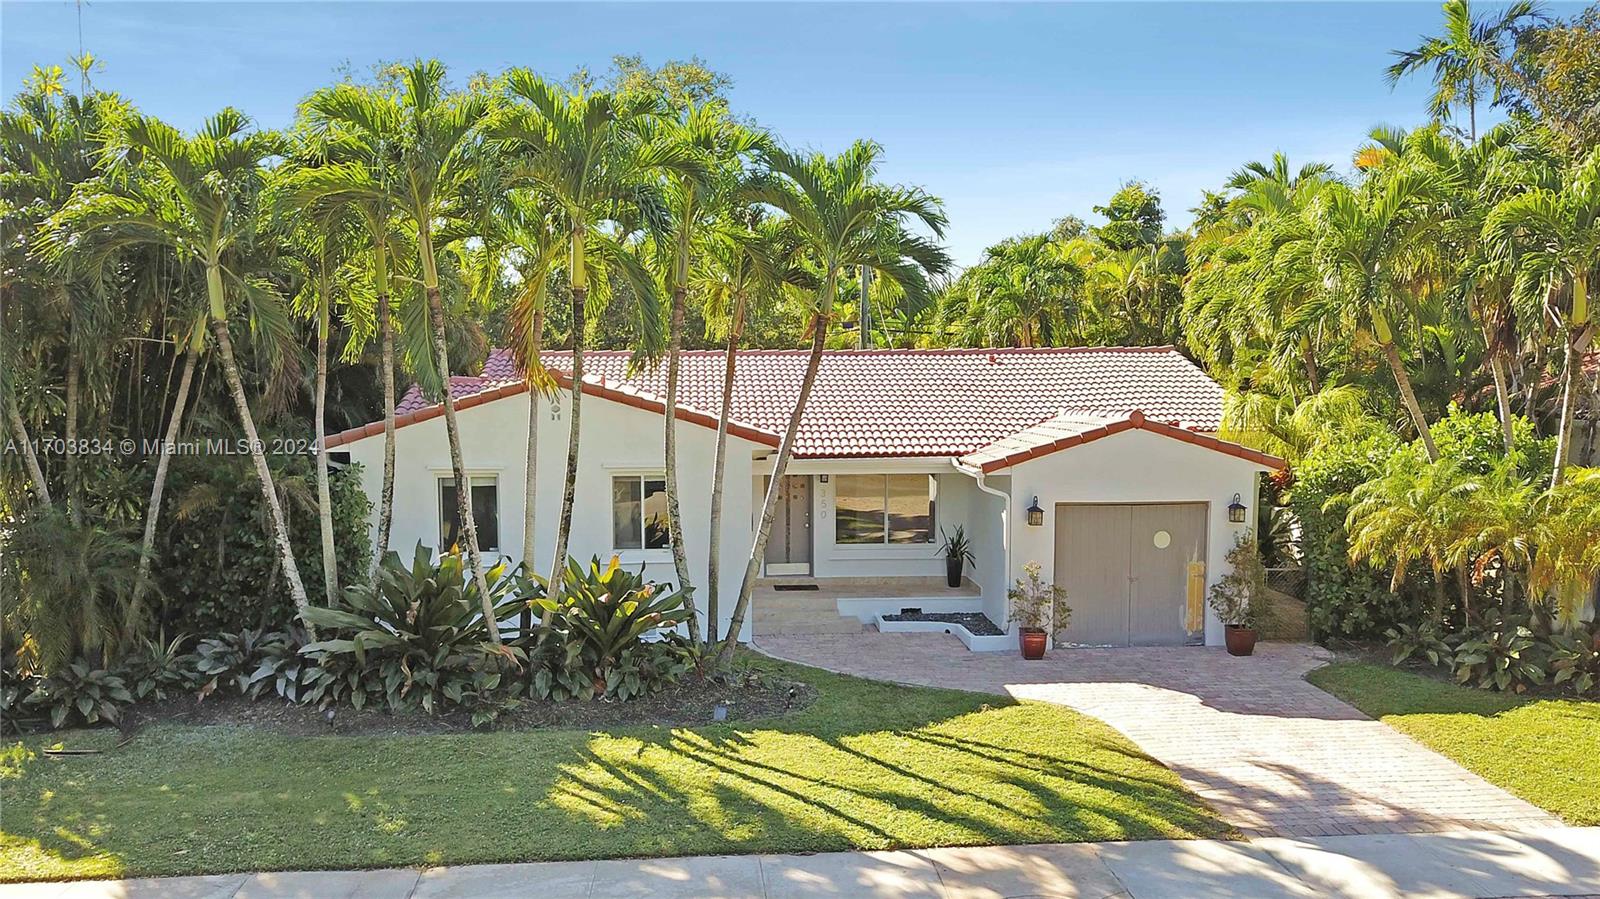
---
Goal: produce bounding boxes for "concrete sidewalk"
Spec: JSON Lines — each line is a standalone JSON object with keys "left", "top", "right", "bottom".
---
{"left": 5, "top": 827, "right": 1599, "bottom": 899}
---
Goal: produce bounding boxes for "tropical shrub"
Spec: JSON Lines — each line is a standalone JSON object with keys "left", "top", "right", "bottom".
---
{"left": 154, "top": 454, "right": 371, "bottom": 635}
{"left": 0, "top": 509, "right": 142, "bottom": 673}
{"left": 301, "top": 544, "right": 524, "bottom": 714}
{"left": 24, "top": 660, "right": 134, "bottom": 729}
{"left": 194, "top": 627, "right": 305, "bottom": 701}
{"left": 530, "top": 557, "right": 697, "bottom": 700}
{"left": 1288, "top": 422, "right": 1418, "bottom": 640}
{"left": 1385, "top": 621, "right": 1455, "bottom": 668}
{"left": 1007, "top": 560, "right": 1071, "bottom": 633}
{"left": 119, "top": 632, "right": 200, "bottom": 701}
{"left": 1546, "top": 630, "right": 1600, "bottom": 696}
{"left": 1451, "top": 617, "right": 1547, "bottom": 692}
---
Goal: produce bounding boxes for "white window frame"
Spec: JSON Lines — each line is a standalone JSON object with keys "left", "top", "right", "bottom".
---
{"left": 437, "top": 472, "right": 502, "bottom": 553}
{"left": 832, "top": 473, "right": 937, "bottom": 546}
{"left": 611, "top": 472, "right": 672, "bottom": 558}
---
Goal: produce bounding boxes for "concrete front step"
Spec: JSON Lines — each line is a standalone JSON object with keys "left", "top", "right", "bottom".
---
{"left": 754, "top": 617, "right": 866, "bottom": 636}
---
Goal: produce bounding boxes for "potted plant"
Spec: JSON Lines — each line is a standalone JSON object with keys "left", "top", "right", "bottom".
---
{"left": 1209, "top": 530, "right": 1271, "bottom": 656}
{"left": 1007, "top": 561, "right": 1071, "bottom": 660}
{"left": 938, "top": 526, "right": 976, "bottom": 588}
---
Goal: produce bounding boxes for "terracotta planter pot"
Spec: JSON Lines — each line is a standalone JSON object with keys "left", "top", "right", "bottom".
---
{"left": 1224, "top": 625, "right": 1258, "bottom": 657}
{"left": 1019, "top": 628, "right": 1047, "bottom": 660}
{"left": 945, "top": 557, "right": 964, "bottom": 588}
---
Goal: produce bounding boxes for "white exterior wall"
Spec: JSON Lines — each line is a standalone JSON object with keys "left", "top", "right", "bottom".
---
{"left": 1001, "top": 428, "right": 1268, "bottom": 647}
{"left": 341, "top": 389, "right": 768, "bottom": 642}
{"left": 761, "top": 459, "right": 1001, "bottom": 582}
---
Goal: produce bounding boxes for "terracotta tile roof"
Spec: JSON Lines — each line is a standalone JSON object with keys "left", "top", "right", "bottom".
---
{"left": 323, "top": 368, "right": 781, "bottom": 450}
{"left": 958, "top": 409, "right": 1285, "bottom": 473}
{"left": 362, "top": 345, "right": 1226, "bottom": 459}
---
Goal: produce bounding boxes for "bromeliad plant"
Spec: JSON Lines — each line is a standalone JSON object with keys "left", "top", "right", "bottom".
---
{"left": 301, "top": 543, "right": 524, "bottom": 713}
{"left": 530, "top": 556, "right": 696, "bottom": 700}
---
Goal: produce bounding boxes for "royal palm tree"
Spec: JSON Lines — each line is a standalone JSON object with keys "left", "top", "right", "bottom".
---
{"left": 297, "top": 80, "right": 408, "bottom": 578}
{"left": 718, "top": 141, "right": 950, "bottom": 664}
{"left": 1485, "top": 146, "right": 1600, "bottom": 484}
{"left": 46, "top": 109, "right": 317, "bottom": 632}
{"left": 368, "top": 60, "right": 500, "bottom": 639}
{"left": 1386, "top": 0, "right": 1543, "bottom": 142}
{"left": 1303, "top": 170, "right": 1445, "bottom": 460}
{"left": 490, "top": 69, "right": 670, "bottom": 603}
{"left": 651, "top": 104, "right": 757, "bottom": 637}
{"left": 694, "top": 214, "right": 797, "bottom": 645}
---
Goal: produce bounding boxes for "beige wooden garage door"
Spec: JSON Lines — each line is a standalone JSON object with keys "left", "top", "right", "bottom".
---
{"left": 1054, "top": 503, "right": 1207, "bottom": 646}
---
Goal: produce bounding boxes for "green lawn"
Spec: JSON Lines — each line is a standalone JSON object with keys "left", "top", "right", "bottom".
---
{"left": 1, "top": 658, "right": 1227, "bottom": 882}
{"left": 1309, "top": 661, "right": 1600, "bottom": 826}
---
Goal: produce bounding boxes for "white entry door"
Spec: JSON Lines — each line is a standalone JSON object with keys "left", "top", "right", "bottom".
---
{"left": 764, "top": 475, "right": 812, "bottom": 576}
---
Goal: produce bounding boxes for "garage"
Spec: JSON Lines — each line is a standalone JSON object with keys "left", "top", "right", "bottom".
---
{"left": 1054, "top": 502, "right": 1207, "bottom": 646}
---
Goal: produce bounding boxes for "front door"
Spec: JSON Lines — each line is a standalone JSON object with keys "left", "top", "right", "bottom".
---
{"left": 1054, "top": 502, "right": 1207, "bottom": 646}
{"left": 764, "top": 475, "right": 812, "bottom": 576}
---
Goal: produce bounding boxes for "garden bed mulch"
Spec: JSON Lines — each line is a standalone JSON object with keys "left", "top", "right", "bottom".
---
{"left": 881, "top": 611, "right": 1005, "bottom": 636}
{"left": 117, "top": 672, "right": 818, "bottom": 738}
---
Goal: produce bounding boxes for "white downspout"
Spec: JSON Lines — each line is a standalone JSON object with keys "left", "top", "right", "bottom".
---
{"left": 952, "top": 458, "right": 1012, "bottom": 634}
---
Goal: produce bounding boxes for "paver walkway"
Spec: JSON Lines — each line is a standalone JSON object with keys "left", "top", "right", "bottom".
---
{"left": 6, "top": 828, "right": 1599, "bottom": 898}
{"left": 755, "top": 634, "right": 1560, "bottom": 838}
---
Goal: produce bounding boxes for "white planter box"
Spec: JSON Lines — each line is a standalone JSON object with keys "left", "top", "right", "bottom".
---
{"left": 873, "top": 615, "right": 1015, "bottom": 652}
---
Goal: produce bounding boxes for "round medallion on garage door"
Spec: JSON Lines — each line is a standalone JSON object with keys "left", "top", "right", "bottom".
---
{"left": 1152, "top": 529, "right": 1172, "bottom": 549}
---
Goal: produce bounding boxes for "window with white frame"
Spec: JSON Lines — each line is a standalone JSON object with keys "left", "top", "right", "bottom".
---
{"left": 612, "top": 475, "right": 669, "bottom": 550}
{"left": 834, "top": 474, "right": 936, "bottom": 545}
{"left": 438, "top": 475, "right": 500, "bottom": 552}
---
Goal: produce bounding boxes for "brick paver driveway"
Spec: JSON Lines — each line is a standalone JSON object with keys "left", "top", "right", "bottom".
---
{"left": 756, "top": 633, "right": 1560, "bottom": 839}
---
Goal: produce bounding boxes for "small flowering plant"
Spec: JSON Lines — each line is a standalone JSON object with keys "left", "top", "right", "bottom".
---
{"left": 1008, "top": 561, "right": 1071, "bottom": 633}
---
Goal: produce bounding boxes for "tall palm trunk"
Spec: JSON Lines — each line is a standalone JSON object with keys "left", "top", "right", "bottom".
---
{"left": 1300, "top": 335, "right": 1321, "bottom": 394}
{"left": 548, "top": 230, "right": 587, "bottom": 604}
{"left": 520, "top": 302, "right": 544, "bottom": 637}
{"left": 206, "top": 265, "right": 315, "bottom": 637}
{"left": 706, "top": 294, "right": 745, "bottom": 647}
{"left": 4, "top": 389, "right": 52, "bottom": 508}
{"left": 371, "top": 242, "right": 396, "bottom": 579}
{"left": 314, "top": 295, "right": 338, "bottom": 603}
{"left": 1489, "top": 346, "right": 1517, "bottom": 454}
{"left": 63, "top": 299, "right": 81, "bottom": 525}
{"left": 1552, "top": 275, "right": 1591, "bottom": 486}
{"left": 663, "top": 280, "right": 699, "bottom": 641}
{"left": 420, "top": 231, "right": 500, "bottom": 644}
{"left": 132, "top": 337, "right": 198, "bottom": 609}
{"left": 1372, "top": 310, "right": 1440, "bottom": 461}
{"left": 717, "top": 296, "right": 831, "bottom": 666}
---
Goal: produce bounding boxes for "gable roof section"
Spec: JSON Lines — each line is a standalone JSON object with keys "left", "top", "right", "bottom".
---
{"left": 370, "top": 346, "right": 1225, "bottom": 459}
{"left": 958, "top": 409, "right": 1285, "bottom": 472}
{"left": 321, "top": 368, "right": 781, "bottom": 450}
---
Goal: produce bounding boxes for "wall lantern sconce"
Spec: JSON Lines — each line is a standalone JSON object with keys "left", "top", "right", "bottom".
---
{"left": 1228, "top": 493, "right": 1248, "bottom": 524}
{"left": 1026, "top": 496, "right": 1044, "bottom": 527}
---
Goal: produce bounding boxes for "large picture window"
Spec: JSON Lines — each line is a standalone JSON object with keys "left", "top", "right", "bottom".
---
{"left": 835, "top": 474, "right": 935, "bottom": 545}
{"left": 439, "top": 475, "right": 500, "bottom": 552}
{"left": 613, "top": 475, "right": 669, "bottom": 550}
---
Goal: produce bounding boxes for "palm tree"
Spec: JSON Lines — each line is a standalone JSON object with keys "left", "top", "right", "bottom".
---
{"left": 47, "top": 109, "right": 317, "bottom": 632}
{"left": 490, "top": 69, "right": 670, "bottom": 603}
{"left": 1485, "top": 146, "right": 1600, "bottom": 484}
{"left": 297, "top": 80, "right": 407, "bottom": 578}
{"left": 966, "top": 235, "right": 1082, "bottom": 347}
{"left": 1347, "top": 450, "right": 1476, "bottom": 622}
{"left": 1303, "top": 170, "right": 1445, "bottom": 460}
{"left": 273, "top": 193, "right": 360, "bottom": 603}
{"left": 651, "top": 104, "right": 757, "bottom": 639}
{"left": 694, "top": 214, "right": 796, "bottom": 645}
{"left": 717, "top": 141, "right": 950, "bottom": 664}
{"left": 372, "top": 60, "right": 499, "bottom": 639}
{"left": 1386, "top": 0, "right": 1543, "bottom": 142}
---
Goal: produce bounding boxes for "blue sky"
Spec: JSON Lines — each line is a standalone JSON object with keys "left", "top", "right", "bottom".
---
{"left": 2, "top": 1, "right": 1576, "bottom": 265}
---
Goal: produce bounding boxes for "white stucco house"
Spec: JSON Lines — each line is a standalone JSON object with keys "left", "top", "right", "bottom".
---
{"left": 322, "top": 346, "right": 1284, "bottom": 650}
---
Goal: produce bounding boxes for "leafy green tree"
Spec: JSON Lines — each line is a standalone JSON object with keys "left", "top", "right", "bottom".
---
{"left": 1485, "top": 146, "right": 1600, "bottom": 484}
{"left": 1386, "top": 0, "right": 1543, "bottom": 141}
{"left": 45, "top": 108, "right": 317, "bottom": 632}
{"left": 491, "top": 69, "right": 670, "bottom": 602}
{"left": 719, "top": 141, "right": 949, "bottom": 664}
{"left": 1092, "top": 181, "right": 1165, "bottom": 251}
